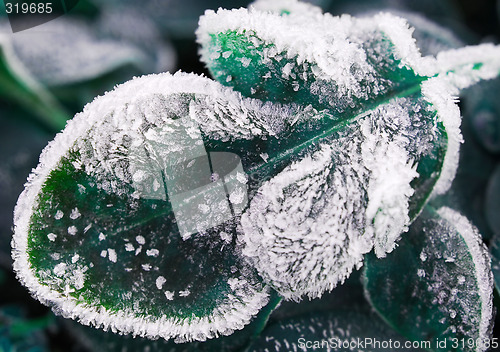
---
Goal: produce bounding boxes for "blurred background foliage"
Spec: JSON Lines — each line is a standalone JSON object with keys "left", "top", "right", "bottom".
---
{"left": 0, "top": 0, "right": 499, "bottom": 351}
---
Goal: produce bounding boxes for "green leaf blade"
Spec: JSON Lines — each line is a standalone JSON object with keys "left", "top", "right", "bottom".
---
{"left": 13, "top": 72, "right": 273, "bottom": 343}
{"left": 363, "top": 206, "right": 494, "bottom": 352}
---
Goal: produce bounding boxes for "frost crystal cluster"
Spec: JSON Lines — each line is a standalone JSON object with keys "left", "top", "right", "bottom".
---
{"left": 10, "top": 0, "right": 500, "bottom": 345}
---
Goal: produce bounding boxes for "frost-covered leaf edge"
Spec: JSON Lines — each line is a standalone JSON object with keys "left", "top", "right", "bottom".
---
{"left": 11, "top": 71, "right": 272, "bottom": 343}
{"left": 431, "top": 207, "right": 494, "bottom": 349}
{"left": 363, "top": 206, "right": 494, "bottom": 351}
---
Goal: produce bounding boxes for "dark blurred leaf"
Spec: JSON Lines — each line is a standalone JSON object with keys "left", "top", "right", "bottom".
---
{"left": 485, "top": 164, "right": 500, "bottom": 237}
{"left": 490, "top": 234, "right": 500, "bottom": 295}
{"left": 247, "top": 307, "right": 425, "bottom": 352}
{"left": 463, "top": 79, "right": 500, "bottom": 154}
{"left": 0, "top": 35, "right": 69, "bottom": 132}
{"left": 0, "top": 304, "right": 53, "bottom": 352}
{"left": 3, "top": 16, "right": 170, "bottom": 114}
{"left": 0, "top": 110, "right": 52, "bottom": 267}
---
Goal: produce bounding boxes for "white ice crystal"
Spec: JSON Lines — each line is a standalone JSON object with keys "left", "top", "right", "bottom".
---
{"left": 156, "top": 276, "right": 166, "bottom": 290}
{"left": 107, "top": 249, "right": 117, "bottom": 263}
{"left": 69, "top": 208, "right": 81, "bottom": 220}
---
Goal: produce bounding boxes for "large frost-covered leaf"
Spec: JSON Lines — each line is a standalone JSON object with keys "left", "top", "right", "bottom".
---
{"left": 196, "top": 2, "right": 500, "bottom": 300}
{"left": 196, "top": 3, "right": 468, "bottom": 300}
{"left": 363, "top": 206, "right": 494, "bottom": 352}
{"left": 13, "top": 72, "right": 278, "bottom": 342}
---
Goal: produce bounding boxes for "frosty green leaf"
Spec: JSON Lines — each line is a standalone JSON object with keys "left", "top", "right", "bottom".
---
{"left": 12, "top": 72, "right": 275, "bottom": 342}
{"left": 363, "top": 206, "right": 494, "bottom": 352}
{"left": 12, "top": 1, "right": 500, "bottom": 341}
{"left": 197, "top": 6, "right": 471, "bottom": 300}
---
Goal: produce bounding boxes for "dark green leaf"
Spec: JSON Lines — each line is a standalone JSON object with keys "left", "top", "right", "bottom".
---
{"left": 247, "top": 308, "right": 425, "bottom": 352}
{"left": 363, "top": 206, "right": 494, "bottom": 352}
{"left": 463, "top": 79, "right": 500, "bottom": 154}
{"left": 13, "top": 73, "right": 275, "bottom": 342}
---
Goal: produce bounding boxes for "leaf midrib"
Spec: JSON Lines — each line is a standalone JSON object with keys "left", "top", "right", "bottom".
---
{"left": 245, "top": 82, "right": 426, "bottom": 176}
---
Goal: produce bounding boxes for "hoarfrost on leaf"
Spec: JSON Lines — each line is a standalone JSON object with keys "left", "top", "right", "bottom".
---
{"left": 12, "top": 72, "right": 272, "bottom": 342}
{"left": 364, "top": 206, "right": 494, "bottom": 351}
{"left": 11, "top": 0, "right": 500, "bottom": 342}
{"left": 240, "top": 95, "right": 434, "bottom": 299}
{"left": 196, "top": 1, "right": 500, "bottom": 300}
